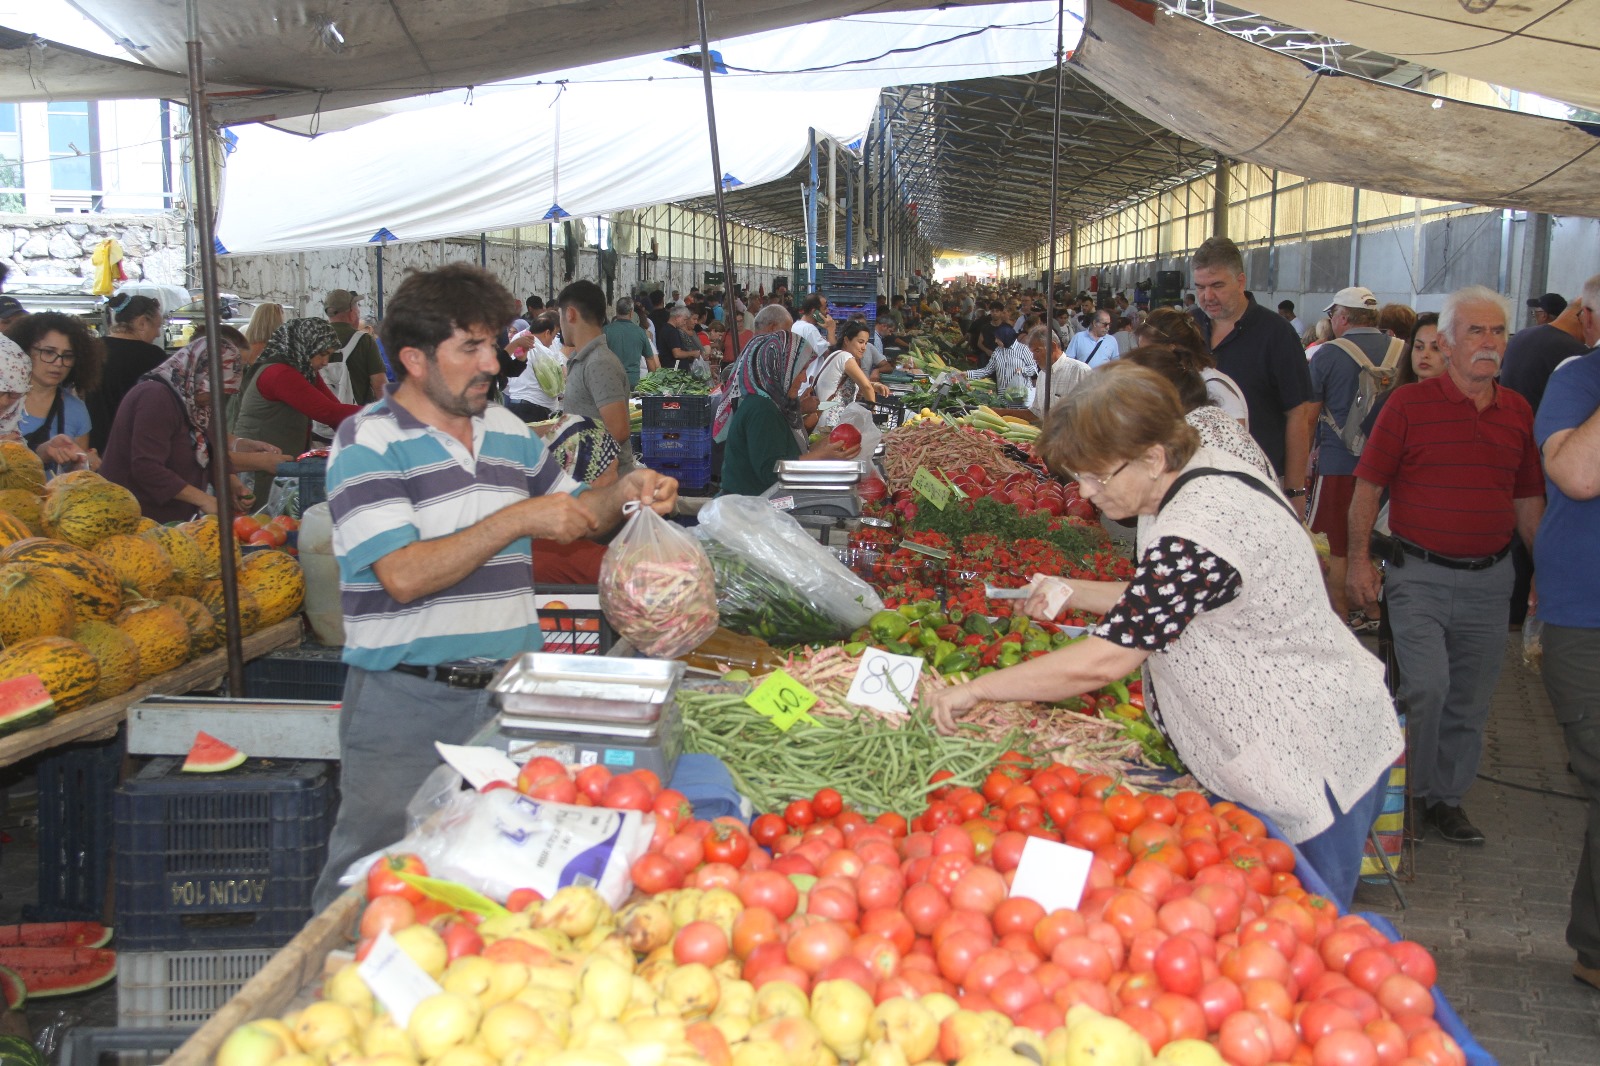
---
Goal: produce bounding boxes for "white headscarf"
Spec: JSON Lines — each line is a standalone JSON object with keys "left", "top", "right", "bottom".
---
{"left": 0, "top": 335, "right": 30, "bottom": 437}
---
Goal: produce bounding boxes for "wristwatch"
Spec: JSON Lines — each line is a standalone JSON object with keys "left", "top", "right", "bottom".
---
{"left": 1285, "top": 487, "right": 1307, "bottom": 498}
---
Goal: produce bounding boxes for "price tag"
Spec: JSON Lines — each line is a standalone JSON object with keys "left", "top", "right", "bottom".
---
{"left": 357, "top": 931, "right": 444, "bottom": 1027}
{"left": 1008, "top": 837, "right": 1094, "bottom": 913}
{"left": 435, "top": 743, "right": 521, "bottom": 792}
{"left": 745, "top": 670, "right": 819, "bottom": 731}
{"left": 911, "top": 467, "right": 950, "bottom": 510}
{"left": 899, "top": 539, "right": 950, "bottom": 560}
{"left": 770, "top": 496, "right": 796, "bottom": 511}
{"left": 845, "top": 647, "right": 923, "bottom": 715}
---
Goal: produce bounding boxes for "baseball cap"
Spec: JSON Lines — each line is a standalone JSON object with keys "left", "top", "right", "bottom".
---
{"left": 324, "top": 289, "right": 360, "bottom": 315}
{"left": 1324, "top": 286, "right": 1379, "bottom": 315}
{"left": 0, "top": 296, "right": 24, "bottom": 320}
{"left": 1526, "top": 292, "right": 1567, "bottom": 317}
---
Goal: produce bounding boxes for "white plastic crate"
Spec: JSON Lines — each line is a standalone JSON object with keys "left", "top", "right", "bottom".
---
{"left": 117, "top": 948, "right": 277, "bottom": 1028}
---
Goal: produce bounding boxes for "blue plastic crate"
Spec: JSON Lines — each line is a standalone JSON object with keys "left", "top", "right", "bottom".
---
{"left": 642, "top": 426, "right": 714, "bottom": 463}
{"left": 114, "top": 757, "right": 334, "bottom": 950}
{"left": 828, "top": 301, "right": 877, "bottom": 323}
{"left": 645, "top": 452, "right": 713, "bottom": 490}
{"left": 640, "top": 394, "right": 714, "bottom": 429}
{"left": 27, "top": 731, "right": 125, "bottom": 923}
{"left": 275, "top": 458, "right": 328, "bottom": 514}
{"left": 244, "top": 643, "right": 347, "bottom": 701}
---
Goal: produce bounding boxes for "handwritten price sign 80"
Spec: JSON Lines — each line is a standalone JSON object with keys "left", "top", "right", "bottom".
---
{"left": 846, "top": 648, "right": 923, "bottom": 715}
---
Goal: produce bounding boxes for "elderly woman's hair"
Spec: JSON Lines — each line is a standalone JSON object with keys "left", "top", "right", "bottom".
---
{"left": 244, "top": 302, "right": 285, "bottom": 347}
{"left": 1125, "top": 344, "right": 1211, "bottom": 412}
{"left": 1038, "top": 362, "right": 1200, "bottom": 477}
{"left": 1135, "top": 307, "right": 1213, "bottom": 368}
{"left": 1306, "top": 317, "right": 1334, "bottom": 346}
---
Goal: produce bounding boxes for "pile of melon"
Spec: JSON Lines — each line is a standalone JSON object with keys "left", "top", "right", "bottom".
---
{"left": 0, "top": 442, "right": 305, "bottom": 720}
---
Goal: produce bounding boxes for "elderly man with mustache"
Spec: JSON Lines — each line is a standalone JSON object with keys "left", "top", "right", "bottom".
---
{"left": 1347, "top": 285, "right": 1546, "bottom": 847}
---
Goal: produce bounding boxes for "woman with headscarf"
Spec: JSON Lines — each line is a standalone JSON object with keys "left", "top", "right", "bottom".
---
{"left": 230, "top": 318, "right": 362, "bottom": 497}
{"left": 0, "top": 335, "right": 31, "bottom": 444}
{"left": 718, "top": 329, "right": 859, "bottom": 498}
{"left": 99, "top": 336, "right": 292, "bottom": 520}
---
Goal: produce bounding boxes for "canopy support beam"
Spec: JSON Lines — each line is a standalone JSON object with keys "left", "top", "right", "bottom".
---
{"left": 1042, "top": 0, "right": 1066, "bottom": 415}
{"left": 186, "top": 0, "right": 245, "bottom": 695}
{"left": 806, "top": 128, "right": 819, "bottom": 294}
{"left": 693, "top": 0, "right": 739, "bottom": 367}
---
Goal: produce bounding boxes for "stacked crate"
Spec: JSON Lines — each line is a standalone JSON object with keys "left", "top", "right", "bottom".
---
{"left": 639, "top": 395, "right": 715, "bottom": 491}
{"left": 819, "top": 266, "right": 879, "bottom": 321}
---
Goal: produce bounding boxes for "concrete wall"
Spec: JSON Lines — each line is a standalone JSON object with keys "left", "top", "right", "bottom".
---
{"left": 0, "top": 212, "right": 188, "bottom": 286}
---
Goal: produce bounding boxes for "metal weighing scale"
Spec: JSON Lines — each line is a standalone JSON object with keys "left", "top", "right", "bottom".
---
{"left": 761, "top": 459, "right": 871, "bottom": 541}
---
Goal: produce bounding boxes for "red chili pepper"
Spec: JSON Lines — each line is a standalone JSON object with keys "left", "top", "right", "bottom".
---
{"left": 963, "top": 634, "right": 986, "bottom": 647}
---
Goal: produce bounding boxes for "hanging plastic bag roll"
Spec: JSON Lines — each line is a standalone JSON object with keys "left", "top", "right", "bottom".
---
{"left": 598, "top": 502, "right": 720, "bottom": 658}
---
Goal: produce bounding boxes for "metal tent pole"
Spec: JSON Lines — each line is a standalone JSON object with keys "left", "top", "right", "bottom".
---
{"left": 1042, "top": 0, "right": 1066, "bottom": 414}
{"left": 693, "top": 0, "right": 740, "bottom": 368}
{"left": 185, "top": 0, "right": 244, "bottom": 694}
{"left": 806, "top": 128, "right": 819, "bottom": 295}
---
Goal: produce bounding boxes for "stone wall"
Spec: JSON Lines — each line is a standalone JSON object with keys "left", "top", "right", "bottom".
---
{"left": 0, "top": 212, "right": 188, "bottom": 286}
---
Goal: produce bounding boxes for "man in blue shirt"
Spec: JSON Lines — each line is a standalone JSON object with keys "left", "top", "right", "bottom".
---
{"left": 1536, "top": 276, "right": 1600, "bottom": 991}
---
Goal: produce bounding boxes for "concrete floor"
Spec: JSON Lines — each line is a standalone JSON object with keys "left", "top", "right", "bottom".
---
{"left": 0, "top": 635, "right": 1594, "bottom": 1063}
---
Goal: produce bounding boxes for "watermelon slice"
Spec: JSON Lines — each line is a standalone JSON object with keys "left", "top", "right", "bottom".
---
{"left": 0, "top": 676, "right": 54, "bottom": 738}
{"left": 0, "top": 947, "right": 115, "bottom": 997}
{"left": 0, "top": 923, "right": 111, "bottom": 950}
{"left": 0, "top": 1033, "right": 43, "bottom": 1066}
{"left": 182, "top": 730, "right": 246, "bottom": 773}
{"left": 0, "top": 966, "right": 24, "bottom": 1012}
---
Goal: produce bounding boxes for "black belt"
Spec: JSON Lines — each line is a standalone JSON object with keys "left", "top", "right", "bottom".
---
{"left": 1395, "top": 538, "right": 1510, "bottom": 572}
{"left": 392, "top": 662, "right": 502, "bottom": 689}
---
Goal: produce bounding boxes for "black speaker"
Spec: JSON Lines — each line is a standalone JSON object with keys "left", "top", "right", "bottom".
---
{"left": 1153, "top": 269, "right": 1183, "bottom": 307}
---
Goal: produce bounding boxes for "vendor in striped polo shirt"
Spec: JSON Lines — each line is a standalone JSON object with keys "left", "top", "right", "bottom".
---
{"left": 310, "top": 264, "right": 677, "bottom": 912}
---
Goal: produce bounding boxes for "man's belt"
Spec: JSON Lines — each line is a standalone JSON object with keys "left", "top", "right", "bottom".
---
{"left": 1395, "top": 538, "right": 1511, "bottom": 572}
{"left": 392, "top": 662, "right": 503, "bottom": 689}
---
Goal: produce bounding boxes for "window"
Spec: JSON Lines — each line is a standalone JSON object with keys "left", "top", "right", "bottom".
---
{"left": 47, "top": 101, "right": 99, "bottom": 194}
{"left": 0, "top": 104, "right": 19, "bottom": 212}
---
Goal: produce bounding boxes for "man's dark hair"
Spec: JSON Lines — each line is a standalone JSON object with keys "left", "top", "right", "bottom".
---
{"left": 558, "top": 280, "right": 607, "bottom": 327}
{"left": 381, "top": 263, "right": 519, "bottom": 379}
{"left": 800, "top": 294, "right": 825, "bottom": 315}
{"left": 1192, "top": 236, "right": 1245, "bottom": 276}
{"left": 5, "top": 311, "right": 105, "bottom": 394}
{"left": 650, "top": 291, "right": 666, "bottom": 308}
{"left": 891, "top": 295, "right": 905, "bottom": 306}
{"left": 526, "top": 295, "right": 544, "bottom": 312}
{"left": 1278, "top": 300, "right": 1295, "bottom": 314}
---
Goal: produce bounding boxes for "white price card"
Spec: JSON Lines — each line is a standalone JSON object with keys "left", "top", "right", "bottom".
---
{"left": 1008, "top": 836, "right": 1094, "bottom": 914}
{"left": 770, "top": 496, "right": 796, "bottom": 511}
{"left": 357, "top": 930, "right": 444, "bottom": 1027}
{"left": 435, "top": 743, "right": 521, "bottom": 792}
{"left": 845, "top": 647, "right": 923, "bottom": 715}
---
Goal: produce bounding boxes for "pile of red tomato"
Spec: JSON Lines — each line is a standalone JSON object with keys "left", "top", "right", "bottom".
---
{"left": 623, "top": 754, "right": 1466, "bottom": 1066}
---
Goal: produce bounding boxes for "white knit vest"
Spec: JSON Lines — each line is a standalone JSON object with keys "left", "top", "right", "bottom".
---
{"left": 1140, "top": 448, "right": 1403, "bottom": 841}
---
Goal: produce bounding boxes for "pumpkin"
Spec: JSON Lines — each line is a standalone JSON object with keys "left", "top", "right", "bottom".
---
{"left": 41, "top": 481, "right": 142, "bottom": 549}
{"left": 0, "top": 563, "right": 78, "bottom": 646}
{"left": 0, "top": 443, "right": 44, "bottom": 495}
{"left": 0, "top": 491, "right": 43, "bottom": 535}
{"left": 0, "top": 538, "right": 122, "bottom": 622}
{"left": 72, "top": 620, "right": 142, "bottom": 702}
{"left": 114, "top": 603, "right": 192, "bottom": 680}
{"left": 163, "top": 595, "right": 219, "bottom": 655}
{"left": 238, "top": 550, "right": 305, "bottom": 627}
{"left": 93, "top": 534, "right": 175, "bottom": 599}
{"left": 0, "top": 636, "right": 99, "bottom": 712}
{"left": 141, "top": 526, "right": 209, "bottom": 597}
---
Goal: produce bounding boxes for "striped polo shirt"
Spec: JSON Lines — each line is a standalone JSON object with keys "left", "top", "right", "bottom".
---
{"left": 327, "top": 394, "right": 582, "bottom": 671}
{"left": 1353, "top": 373, "right": 1543, "bottom": 558}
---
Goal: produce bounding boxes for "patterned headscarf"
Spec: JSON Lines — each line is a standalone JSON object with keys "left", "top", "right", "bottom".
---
{"left": 0, "top": 335, "right": 29, "bottom": 437}
{"left": 713, "top": 329, "right": 806, "bottom": 438}
{"left": 256, "top": 318, "right": 339, "bottom": 383}
{"left": 144, "top": 337, "right": 242, "bottom": 468}
{"left": 544, "top": 413, "right": 621, "bottom": 484}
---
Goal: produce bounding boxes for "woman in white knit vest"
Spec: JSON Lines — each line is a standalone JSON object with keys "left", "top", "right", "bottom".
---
{"left": 930, "top": 363, "right": 1402, "bottom": 907}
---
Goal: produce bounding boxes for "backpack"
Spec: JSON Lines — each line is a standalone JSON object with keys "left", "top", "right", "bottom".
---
{"left": 1320, "top": 336, "right": 1405, "bottom": 456}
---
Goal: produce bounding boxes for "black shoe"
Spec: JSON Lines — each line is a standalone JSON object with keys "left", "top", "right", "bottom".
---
{"left": 1428, "top": 803, "right": 1485, "bottom": 845}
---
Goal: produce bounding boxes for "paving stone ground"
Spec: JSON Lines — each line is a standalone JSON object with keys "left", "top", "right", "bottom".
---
{"left": 1353, "top": 636, "right": 1600, "bottom": 1066}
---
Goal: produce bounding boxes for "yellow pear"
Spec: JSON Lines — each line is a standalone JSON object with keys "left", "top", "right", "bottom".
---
{"left": 1154, "top": 1039, "right": 1226, "bottom": 1066}
{"left": 323, "top": 965, "right": 373, "bottom": 1014}
{"left": 730, "top": 1038, "right": 789, "bottom": 1066}
{"left": 753, "top": 980, "right": 809, "bottom": 1022}
{"left": 432, "top": 1045, "right": 498, "bottom": 1066}
{"left": 868, "top": 998, "right": 940, "bottom": 1063}
{"left": 478, "top": 1001, "right": 553, "bottom": 1060}
{"left": 443, "top": 955, "right": 497, "bottom": 1000}
{"left": 537, "top": 886, "right": 608, "bottom": 939}
{"left": 390, "top": 924, "right": 449, "bottom": 979}
{"left": 809, "top": 980, "right": 875, "bottom": 1062}
{"left": 406, "top": 992, "right": 483, "bottom": 1060}
{"left": 580, "top": 955, "right": 635, "bottom": 1020}
{"left": 360, "top": 1015, "right": 417, "bottom": 1060}
{"left": 294, "top": 1002, "right": 360, "bottom": 1052}
{"left": 661, "top": 963, "right": 719, "bottom": 1019}
{"left": 1061, "top": 1013, "right": 1151, "bottom": 1066}
{"left": 216, "top": 1022, "right": 291, "bottom": 1066}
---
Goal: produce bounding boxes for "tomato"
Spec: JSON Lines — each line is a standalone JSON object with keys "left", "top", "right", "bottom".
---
{"left": 671, "top": 919, "right": 730, "bottom": 967}
{"left": 1152, "top": 935, "right": 1203, "bottom": 996}
{"left": 750, "top": 813, "right": 787, "bottom": 847}
{"left": 1320, "top": 926, "right": 1378, "bottom": 972}
{"left": 439, "top": 918, "right": 484, "bottom": 961}
{"left": 704, "top": 825, "right": 751, "bottom": 867}
{"left": 661, "top": 831, "right": 705, "bottom": 872}
{"left": 854, "top": 863, "right": 904, "bottom": 911}
{"left": 1376, "top": 973, "right": 1434, "bottom": 1018}
{"left": 990, "top": 969, "right": 1045, "bottom": 1018}
{"left": 1240, "top": 917, "right": 1299, "bottom": 960}
{"left": 504, "top": 887, "right": 542, "bottom": 912}
{"left": 990, "top": 830, "right": 1028, "bottom": 873}
{"left": 808, "top": 886, "right": 859, "bottom": 923}
{"left": 1103, "top": 793, "right": 1146, "bottom": 833}
{"left": 934, "top": 928, "right": 990, "bottom": 984}
{"left": 1385, "top": 939, "right": 1438, "bottom": 987}
{"left": 992, "top": 897, "right": 1045, "bottom": 939}
{"left": 861, "top": 908, "right": 916, "bottom": 954}
{"left": 875, "top": 811, "right": 908, "bottom": 838}
{"left": 850, "top": 933, "right": 902, "bottom": 982}
{"left": 926, "top": 852, "right": 975, "bottom": 896}
{"left": 575, "top": 764, "right": 612, "bottom": 803}
{"left": 928, "top": 768, "right": 956, "bottom": 798}
{"left": 787, "top": 921, "right": 852, "bottom": 975}
{"left": 232, "top": 515, "right": 262, "bottom": 539}
{"left": 950, "top": 865, "right": 1008, "bottom": 916}
{"left": 931, "top": 824, "right": 977, "bottom": 858}
{"left": 1043, "top": 790, "right": 1080, "bottom": 829}
{"left": 359, "top": 895, "right": 415, "bottom": 938}
{"left": 736, "top": 870, "right": 799, "bottom": 919}
{"left": 982, "top": 770, "right": 1017, "bottom": 805}
{"left": 1311, "top": 1029, "right": 1380, "bottom": 1066}
{"left": 653, "top": 788, "right": 692, "bottom": 825}
{"left": 1217, "top": 1010, "right": 1274, "bottom": 1066}
{"left": 366, "top": 853, "right": 428, "bottom": 903}
{"left": 1103, "top": 889, "right": 1158, "bottom": 943}
{"left": 1195, "top": 976, "right": 1244, "bottom": 1032}
{"left": 1143, "top": 794, "right": 1178, "bottom": 825}
{"left": 1364, "top": 1019, "right": 1408, "bottom": 1065}
{"left": 1005, "top": 803, "right": 1045, "bottom": 834}
{"left": 1064, "top": 811, "right": 1116, "bottom": 850}
{"left": 784, "top": 799, "right": 816, "bottom": 829}
{"left": 1033, "top": 909, "right": 1087, "bottom": 956}
{"left": 731, "top": 907, "right": 782, "bottom": 959}
{"left": 630, "top": 852, "right": 684, "bottom": 894}
{"left": 1151, "top": 992, "right": 1206, "bottom": 1043}
{"left": 1050, "top": 936, "right": 1114, "bottom": 982}
{"left": 812, "top": 787, "right": 843, "bottom": 819}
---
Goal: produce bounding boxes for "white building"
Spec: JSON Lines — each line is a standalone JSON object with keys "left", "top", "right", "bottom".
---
{"left": 0, "top": 98, "right": 178, "bottom": 215}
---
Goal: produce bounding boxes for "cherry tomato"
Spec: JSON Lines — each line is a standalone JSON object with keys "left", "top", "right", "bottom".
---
{"left": 812, "top": 788, "right": 843, "bottom": 819}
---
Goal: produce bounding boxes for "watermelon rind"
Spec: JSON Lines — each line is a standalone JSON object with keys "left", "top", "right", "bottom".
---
{"left": 181, "top": 729, "right": 246, "bottom": 773}
{"left": 0, "top": 922, "right": 112, "bottom": 950}
{"left": 0, "top": 966, "right": 25, "bottom": 1012}
{"left": 0, "top": 675, "right": 54, "bottom": 738}
{"left": 0, "top": 947, "right": 115, "bottom": 997}
{"left": 0, "top": 1033, "right": 42, "bottom": 1066}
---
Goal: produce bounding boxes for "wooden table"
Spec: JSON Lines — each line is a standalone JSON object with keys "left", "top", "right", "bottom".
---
{"left": 0, "top": 617, "right": 303, "bottom": 768}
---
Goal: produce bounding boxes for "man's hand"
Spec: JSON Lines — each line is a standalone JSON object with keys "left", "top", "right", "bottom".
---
{"left": 521, "top": 494, "right": 600, "bottom": 543}
{"left": 233, "top": 437, "right": 278, "bottom": 454}
{"left": 1347, "top": 555, "right": 1383, "bottom": 616}
{"left": 618, "top": 467, "right": 678, "bottom": 517}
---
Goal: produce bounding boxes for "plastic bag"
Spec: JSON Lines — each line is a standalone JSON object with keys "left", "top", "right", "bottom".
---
{"left": 1523, "top": 610, "right": 1543, "bottom": 672}
{"left": 599, "top": 504, "right": 720, "bottom": 658}
{"left": 694, "top": 495, "right": 884, "bottom": 643}
{"left": 343, "top": 787, "right": 651, "bottom": 909}
{"left": 830, "top": 402, "right": 883, "bottom": 457}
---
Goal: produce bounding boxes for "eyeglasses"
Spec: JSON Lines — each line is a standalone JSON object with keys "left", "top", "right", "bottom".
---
{"left": 1074, "top": 460, "right": 1130, "bottom": 491}
{"left": 31, "top": 346, "right": 76, "bottom": 365}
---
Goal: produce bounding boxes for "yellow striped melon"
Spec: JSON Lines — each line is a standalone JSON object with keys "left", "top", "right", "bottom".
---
{"left": 0, "top": 491, "right": 42, "bottom": 534}
{"left": 197, "top": 580, "right": 261, "bottom": 641}
{"left": 0, "top": 538, "right": 123, "bottom": 622}
{"left": 41, "top": 481, "right": 141, "bottom": 549}
{"left": 238, "top": 550, "right": 305, "bottom": 627}
{"left": 92, "top": 534, "right": 174, "bottom": 599}
{"left": 180, "top": 516, "right": 242, "bottom": 579}
{"left": 114, "top": 603, "right": 192, "bottom": 680}
{"left": 141, "top": 526, "right": 208, "bottom": 597}
{"left": 0, "top": 443, "right": 44, "bottom": 494}
{"left": 43, "top": 469, "right": 106, "bottom": 493}
{"left": 0, "top": 563, "right": 77, "bottom": 646}
{"left": 163, "top": 595, "right": 219, "bottom": 654}
{"left": 134, "top": 517, "right": 158, "bottom": 535}
{"left": 72, "top": 619, "right": 142, "bottom": 701}
{"left": 0, "top": 636, "right": 99, "bottom": 712}
{"left": 0, "top": 512, "right": 32, "bottom": 550}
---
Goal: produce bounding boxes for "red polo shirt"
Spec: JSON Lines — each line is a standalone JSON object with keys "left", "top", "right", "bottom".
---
{"left": 1353, "top": 373, "right": 1543, "bottom": 558}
